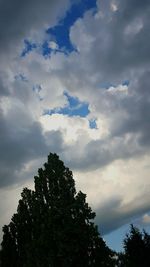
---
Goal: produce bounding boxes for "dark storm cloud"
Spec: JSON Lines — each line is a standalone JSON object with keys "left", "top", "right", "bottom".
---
{"left": 0, "top": 110, "right": 45, "bottom": 187}
{"left": 0, "top": 109, "right": 65, "bottom": 188}
{"left": 0, "top": 0, "right": 70, "bottom": 56}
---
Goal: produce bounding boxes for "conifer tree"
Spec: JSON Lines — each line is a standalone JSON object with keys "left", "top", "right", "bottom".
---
{"left": 1, "top": 153, "right": 114, "bottom": 267}
{"left": 118, "top": 224, "right": 150, "bottom": 267}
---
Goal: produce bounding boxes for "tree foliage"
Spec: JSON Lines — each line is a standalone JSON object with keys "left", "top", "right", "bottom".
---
{"left": 117, "top": 224, "right": 150, "bottom": 267}
{"left": 0, "top": 153, "right": 114, "bottom": 267}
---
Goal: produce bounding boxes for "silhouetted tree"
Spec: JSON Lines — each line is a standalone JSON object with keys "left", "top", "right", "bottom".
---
{"left": 118, "top": 224, "right": 150, "bottom": 267}
{"left": 0, "top": 153, "right": 115, "bottom": 267}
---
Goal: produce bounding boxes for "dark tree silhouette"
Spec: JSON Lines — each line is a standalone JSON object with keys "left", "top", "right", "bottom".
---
{"left": 0, "top": 153, "right": 115, "bottom": 267}
{"left": 118, "top": 224, "right": 150, "bottom": 267}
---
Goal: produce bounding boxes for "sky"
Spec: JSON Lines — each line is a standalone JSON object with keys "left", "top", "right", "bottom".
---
{"left": 0, "top": 0, "right": 150, "bottom": 252}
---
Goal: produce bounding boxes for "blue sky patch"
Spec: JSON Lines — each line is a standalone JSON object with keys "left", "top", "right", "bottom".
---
{"left": 20, "top": 0, "right": 97, "bottom": 57}
{"left": 33, "top": 85, "right": 43, "bottom": 101}
{"left": 44, "top": 92, "right": 89, "bottom": 117}
{"left": 33, "top": 84, "right": 42, "bottom": 93}
{"left": 122, "top": 80, "right": 130, "bottom": 86}
{"left": 99, "top": 80, "right": 130, "bottom": 90}
{"left": 45, "top": 0, "right": 97, "bottom": 55}
{"left": 42, "top": 41, "right": 52, "bottom": 57}
{"left": 89, "top": 118, "right": 97, "bottom": 129}
{"left": 14, "top": 73, "right": 28, "bottom": 82}
{"left": 21, "top": 39, "right": 37, "bottom": 57}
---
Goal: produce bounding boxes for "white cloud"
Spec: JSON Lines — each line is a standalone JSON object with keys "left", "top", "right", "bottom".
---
{"left": 48, "top": 41, "right": 58, "bottom": 50}
{"left": 107, "top": 85, "right": 128, "bottom": 95}
{"left": 40, "top": 113, "right": 105, "bottom": 143}
{"left": 110, "top": 2, "right": 118, "bottom": 12}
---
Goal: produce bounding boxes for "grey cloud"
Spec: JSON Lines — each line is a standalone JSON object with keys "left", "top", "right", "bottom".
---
{"left": 109, "top": 0, "right": 150, "bottom": 74}
{"left": 0, "top": 110, "right": 46, "bottom": 187}
{"left": 95, "top": 192, "right": 150, "bottom": 235}
{"left": 0, "top": 71, "right": 11, "bottom": 96}
{"left": 69, "top": 0, "right": 150, "bottom": 84}
{"left": 0, "top": 107, "right": 65, "bottom": 188}
{"left": 110, "top": 71, "right": 150, "bottom": 148}
{"left": 45, "top": 130, "right": 65, "bottom": 154}
{"left": 63, "top": 133, "right": 143, "bottom": 172}
{"left": 117, "top": 0, "right": 150, "bottom": 21}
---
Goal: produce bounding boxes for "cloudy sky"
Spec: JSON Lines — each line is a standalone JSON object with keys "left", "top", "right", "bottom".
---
{"left": 0, "top": 0, "right": 150, "bottom": 251}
